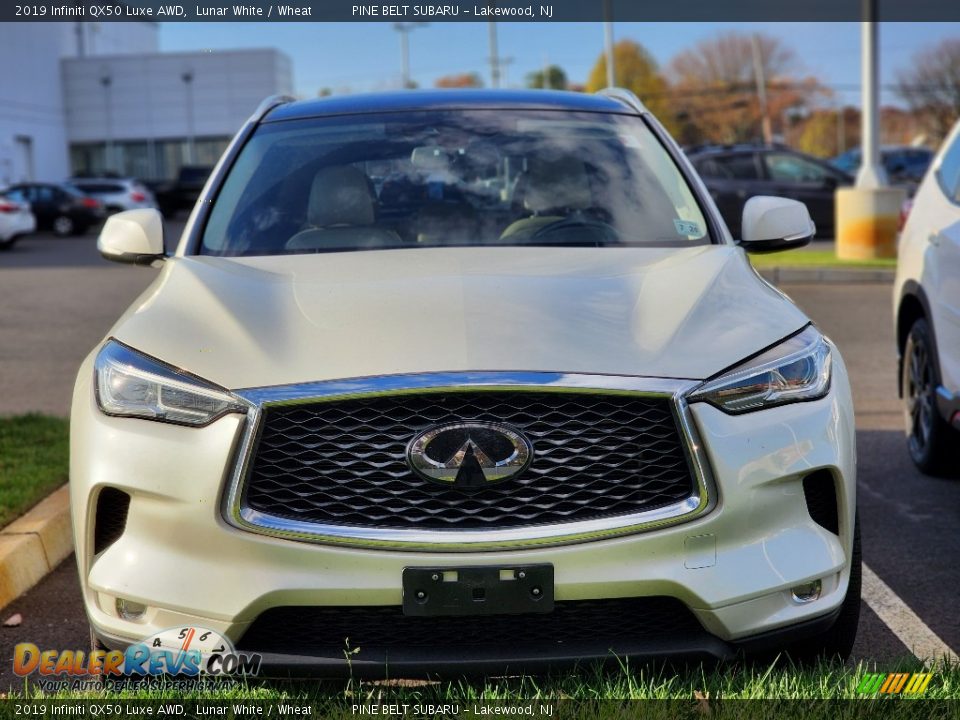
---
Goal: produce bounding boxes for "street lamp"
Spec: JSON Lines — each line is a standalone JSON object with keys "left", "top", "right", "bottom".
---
{"left": 393, "top": 22, "right": 427, "bottom": 89}
{"left": 100, "top": 73, "right": 113, "bottom": 172}
{"left": 603, "top": 0, "right": 615, "bottom": 87}
{"left": 181, "top": 70, "right": 195, "bottom": 165}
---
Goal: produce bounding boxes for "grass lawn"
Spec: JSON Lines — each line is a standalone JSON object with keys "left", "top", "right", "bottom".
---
{"left": 0, "top": 414, "right": 69, "bottom": 528}
{"left": 8, "top": 659, "right": 958, "bottom": 705}
{"left": 748, "top": 249, "right": 897, "bottom": 269}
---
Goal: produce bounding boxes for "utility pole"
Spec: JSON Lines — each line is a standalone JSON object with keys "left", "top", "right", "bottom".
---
{"left": 487, "top": 19, "right": 513, "bottom": 88}
{"left": 603, "top": 0, "right": 615, "bottom": 87}
{"left": 100, "top": 74, "right": 112, "bottom": 172}
{"left": 182, "top": 71, "right": 195, "bottom": 165}
{"left": 488, "top": 20, "right": 500, "bottom": 88}
{"left": 750, "top": 33, "right": 773, "bottom": 145}
{"left": 394, "top": 22, "right": 427, "bottom": 89}
{"left": 837, "top": 102, "right": 846, "bottom": 154}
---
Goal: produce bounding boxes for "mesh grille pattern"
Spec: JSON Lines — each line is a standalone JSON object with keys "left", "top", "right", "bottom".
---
{"left": 244, "top": 391, "right": 694, "bottom": 530}
{"left": 237, "top": 597, "right": 703, "bottom": 653}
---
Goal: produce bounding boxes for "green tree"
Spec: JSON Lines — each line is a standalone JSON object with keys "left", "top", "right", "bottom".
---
{"left": 585, "top": 40, "right": 673, "bottom": 128}
{"left": 797, "top": 110, "right": 841, "bottom": 158}
{"left": 526, "top": 65, "right": 568, "bottom": 90}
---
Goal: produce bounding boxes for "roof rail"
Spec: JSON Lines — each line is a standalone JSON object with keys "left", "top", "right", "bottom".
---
{"left": 250, "top": 94, "right": 297, "bottom": 123}
{"left": 596, "top": 87, "right": 648, "bottom": 115}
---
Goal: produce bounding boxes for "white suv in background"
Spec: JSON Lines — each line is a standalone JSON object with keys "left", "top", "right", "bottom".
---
{"left": 68, "top": 177, "right": 157, "bottom": 214}
{"left": 895, "top": 120, "right": 960, "bottom": 474}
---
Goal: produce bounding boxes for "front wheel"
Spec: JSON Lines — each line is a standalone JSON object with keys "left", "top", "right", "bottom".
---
{"left": 903, "top": 318, "right": 957, "bottom": 475}
{"left": 52, "top": 215, "right": 75, "bottom": 236}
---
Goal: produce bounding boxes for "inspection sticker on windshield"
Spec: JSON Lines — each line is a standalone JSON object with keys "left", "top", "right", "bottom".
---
{"left": 674, "top": 219, "right": 701, "bottom": 236}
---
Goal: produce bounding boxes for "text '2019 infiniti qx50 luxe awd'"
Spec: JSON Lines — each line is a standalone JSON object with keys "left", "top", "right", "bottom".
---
{"left": 72, "top": 89, "right": 859, "bottom": 676}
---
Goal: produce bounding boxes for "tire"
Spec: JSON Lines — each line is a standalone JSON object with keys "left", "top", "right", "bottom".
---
{"left": 0, "top": 236, "right": 17, "bottom": 251}
{"left": 52, "top": 215, "right": 75, "bottom": 236}
{"left": 902, "top": 317, "right": 957, "bottom": 475}
{"left": 785, "top": 515, "right": 861, "bottom": 664}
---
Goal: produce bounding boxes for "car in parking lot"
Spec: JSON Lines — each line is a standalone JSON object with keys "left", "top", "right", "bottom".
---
{"left": 151, "top": 165, "right": 213, "bottom": 217}
{"left": 73, "top": 89, "right": 859, "bottom": 675}
{"left": 0, "top": 194, "right": 36, "bottom": 250}
{"left": 832, "top": 145, "right": 934, "bottom": 191}
{"left": 687, "top": 144, "right": 852, "bottom": 238}
{"left": 894, "top": 123, "right": 960, "bottom": 475}
{"left": 1, "top": 182, "right": 104, "bottom": 236}
{"left": 68, "top": 177, "right": 157, "bottom": 214}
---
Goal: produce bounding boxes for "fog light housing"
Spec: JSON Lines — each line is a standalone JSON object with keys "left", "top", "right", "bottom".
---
{"left": 116, "top": 598, "right": 147, "bottom": 620}
{"left": 790, "top": 580, "right": 822, "bottom": 604}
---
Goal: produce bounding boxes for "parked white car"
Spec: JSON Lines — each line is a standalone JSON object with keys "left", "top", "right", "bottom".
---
{"left": 0, "top": 193, "right": 36, "bottom": 249}
{"left": 894, "top": 119, "right": 960, "bottom": 474}
{"left": 68, "top": 177, "right": 157, "bottom": 214}
{"left": 70, "top": 90, "right": 858, "bottom": 676}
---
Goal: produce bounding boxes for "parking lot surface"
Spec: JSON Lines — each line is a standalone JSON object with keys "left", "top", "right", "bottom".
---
{"left": 0, "top": 228, "right": 957, "bottom": 688}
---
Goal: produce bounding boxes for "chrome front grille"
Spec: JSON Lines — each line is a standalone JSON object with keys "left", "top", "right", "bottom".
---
{"left": 245, "top": 391, "right": 693, "bottom": 529}
{"left": 225, "top": 372, "right": 713, "bottom": 550}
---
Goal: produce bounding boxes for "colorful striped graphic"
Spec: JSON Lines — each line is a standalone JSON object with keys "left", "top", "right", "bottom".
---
{"left": 856, "top": 672, "right": 933, "bottom": 695}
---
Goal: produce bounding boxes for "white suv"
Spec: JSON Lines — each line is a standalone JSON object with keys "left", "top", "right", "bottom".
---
{"left": 71, "top": 89, "right": 859, "bottom": 676}
{"left": 894, "top": 122, "right": 960, "bottom": 474}
{"left": 68, "top": 177, "right": 157, "bottom": 214}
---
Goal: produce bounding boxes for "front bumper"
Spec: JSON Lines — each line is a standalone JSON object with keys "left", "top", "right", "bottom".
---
{"left": 71, "top": 351, "right": 856, "bottom": 669}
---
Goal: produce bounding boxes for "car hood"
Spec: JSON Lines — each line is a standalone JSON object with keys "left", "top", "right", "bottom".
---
{"left": 109, "top": 245, "right": 809, "bottom": 389}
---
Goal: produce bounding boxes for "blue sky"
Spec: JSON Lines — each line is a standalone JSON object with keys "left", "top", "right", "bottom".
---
{"left": 159, "top": 22, "right": 960, "bottom": 107}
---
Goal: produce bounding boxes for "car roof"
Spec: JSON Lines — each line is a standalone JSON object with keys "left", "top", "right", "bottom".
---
{"left": 69, "top": 177, "right": 136, "bottom": 184}
{"left": 264, "top": 89, "right": 634, "bottom": 123}
{"left": 686, "top": 143, "right": 791, "bottom": 157}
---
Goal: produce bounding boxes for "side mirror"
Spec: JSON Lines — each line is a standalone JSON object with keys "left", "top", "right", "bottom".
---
{"left": 98, "top": 209, "right": 166, "bottom": 265}
{"left": 738, "top": 196, "right": 815, "bottom": 254}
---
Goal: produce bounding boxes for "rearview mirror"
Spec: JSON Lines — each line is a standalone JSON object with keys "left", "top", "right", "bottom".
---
{"left": 98, "top": 209, "right": 166, "bottom": 265}
{"left": 738, "top": 196, "right": 815, "bottom": 253}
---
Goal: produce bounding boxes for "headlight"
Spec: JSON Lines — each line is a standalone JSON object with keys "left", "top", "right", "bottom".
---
{"left": 94, "top": 340, "right": 245, "bottom": 426}
{"left": 689, "top": 326, "right": 831, "bottom": 414}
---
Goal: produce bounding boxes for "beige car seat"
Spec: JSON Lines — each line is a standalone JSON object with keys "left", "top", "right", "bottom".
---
{"left": 287, "top": 166, "right": 401, "bottom": 251}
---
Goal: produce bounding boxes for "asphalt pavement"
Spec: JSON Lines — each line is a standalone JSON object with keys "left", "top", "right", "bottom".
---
{"left": 0, "top": 228, "right": 957, "bottom": 689}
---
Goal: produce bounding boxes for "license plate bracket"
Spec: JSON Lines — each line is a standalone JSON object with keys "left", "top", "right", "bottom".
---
{"left": 402, "top": 564, "right": 554, "bottom": 617}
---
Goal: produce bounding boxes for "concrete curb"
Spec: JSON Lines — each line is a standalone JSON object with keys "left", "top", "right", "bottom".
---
{"left": 0, "top": 485, "right": 72, "bottom": 610}
{"left": 758, "top": 266, "right": 895, "bottom": 285}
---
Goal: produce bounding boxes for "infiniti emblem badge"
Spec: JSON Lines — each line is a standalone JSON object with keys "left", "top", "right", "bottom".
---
{"left": 406, "top": 422, "right": 533, "bottom": 488}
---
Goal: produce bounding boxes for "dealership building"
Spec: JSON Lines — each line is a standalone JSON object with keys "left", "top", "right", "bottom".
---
{"left": 0, "top": 23, "right": 293, "bottom": 184}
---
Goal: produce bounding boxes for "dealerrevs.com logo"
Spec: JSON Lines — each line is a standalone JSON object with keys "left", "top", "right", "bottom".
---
{"left": 13, "top": 626, "right": 261, "bottom": 689}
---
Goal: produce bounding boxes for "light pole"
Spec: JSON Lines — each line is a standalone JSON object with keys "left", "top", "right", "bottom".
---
{"left": 857, "top": 2, "right": 886, "bottom": 188}
{"left": 100, "top": 74, "right": 112, "bottom": 172}
{"left": 835, "top": 0, "right": 903, "bottom": 261}
{"left": 603, "top": 0, "right": 615, "bottom": 87}
{"left": 394, "top": 23, "right": 427, "bottom": 89}
{"left": 181, "top": 70, "right": 195, "bottom": 165}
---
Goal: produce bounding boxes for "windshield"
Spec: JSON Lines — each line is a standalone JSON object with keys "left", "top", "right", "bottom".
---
{"left": 200, "top": 110, "right": 711, "bottom": 256}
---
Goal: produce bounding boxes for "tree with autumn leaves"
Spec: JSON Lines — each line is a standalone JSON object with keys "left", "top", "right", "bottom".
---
{"left": 585, "top": 40, "right": 674, "bottom": 130}
{"left": 584, "top": 33, "right": 828, "bottom": 147}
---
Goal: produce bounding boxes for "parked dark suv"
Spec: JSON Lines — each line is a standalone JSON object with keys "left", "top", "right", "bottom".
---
{"left": 687, "top": 145, "right": 852, "bottom": 239}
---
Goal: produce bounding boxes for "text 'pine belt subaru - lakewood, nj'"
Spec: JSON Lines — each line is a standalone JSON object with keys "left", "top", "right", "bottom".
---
{"left": 71, "top": 89, "right": 859, "bottom": 676}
